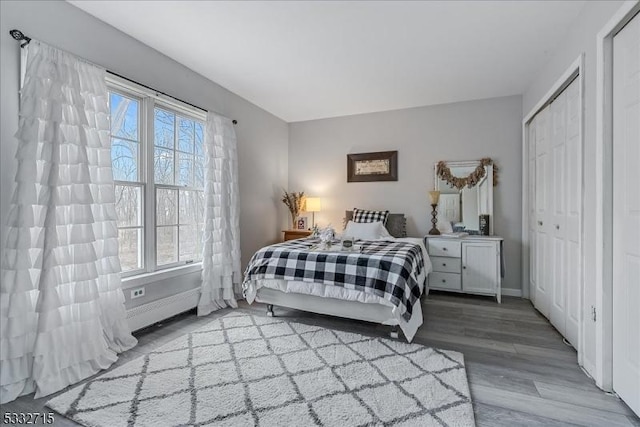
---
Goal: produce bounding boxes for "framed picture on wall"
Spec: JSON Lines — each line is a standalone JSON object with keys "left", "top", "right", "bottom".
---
{"left": 347, "top": 151, "right": 398, "bottom": 182}
{"left": 297, "top": 217, "right": 308, "bottom": 230}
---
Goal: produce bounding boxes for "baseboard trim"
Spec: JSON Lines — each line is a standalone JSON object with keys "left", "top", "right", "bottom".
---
{"left": 126, "top": 288, "right": 200, "bottom": 332}
{"left": 125, "top": 286, "right": 523, "bottom": 330}
{"left": 501, "top": 288, "right": 523, "bottom": 297}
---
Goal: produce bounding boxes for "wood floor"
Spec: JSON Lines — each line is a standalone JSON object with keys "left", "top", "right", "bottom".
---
{"left": 2, "top": 292, "right": 639, "bottom": 426}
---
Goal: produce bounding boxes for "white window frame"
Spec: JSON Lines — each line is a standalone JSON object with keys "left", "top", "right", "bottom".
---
{"left": 107, "top": 74, "right": 206, "bottom": 283}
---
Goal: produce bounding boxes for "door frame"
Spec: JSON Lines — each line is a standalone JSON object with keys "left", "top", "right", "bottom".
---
{"left": 521, "top": 54, "right": 585, "bottom": 365}
{"left": 594, "top": 0, "right": 640, "bottom": 392}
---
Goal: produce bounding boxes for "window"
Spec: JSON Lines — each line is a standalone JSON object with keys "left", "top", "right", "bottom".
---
{"left": 154, "top": 108, "right": 205, "bottom": 266}
{"left": 110, "top": 91, "right": 143, "bottom": 273}
{"left": 108, "top": 80, "right": 205, "bottom": 277}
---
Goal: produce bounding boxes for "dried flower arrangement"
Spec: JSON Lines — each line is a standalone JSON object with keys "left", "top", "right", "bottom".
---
{"left": 436, "top": 158, "right": 499, "bottom": 189}
{"left": 282, "top": 190, "right": 305, "bottom": 229}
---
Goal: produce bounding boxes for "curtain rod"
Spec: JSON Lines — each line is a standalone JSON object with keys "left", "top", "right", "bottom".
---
{"left": 9, "top": 29, "right": 238, "bottom": 125}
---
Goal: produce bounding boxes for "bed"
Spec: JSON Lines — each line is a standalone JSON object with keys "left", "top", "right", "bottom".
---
{"left": 243, "top": 211, "right": 432, "bottom": 342}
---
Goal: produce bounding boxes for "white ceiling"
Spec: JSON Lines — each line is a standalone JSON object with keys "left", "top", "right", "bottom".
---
{"left": 69, "top": 1, "right": 585, "bottom": 122}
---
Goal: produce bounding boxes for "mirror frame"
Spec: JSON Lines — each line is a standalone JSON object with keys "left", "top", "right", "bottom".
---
{"left": 434, "top": 160, "right": 494, "bottom": 235}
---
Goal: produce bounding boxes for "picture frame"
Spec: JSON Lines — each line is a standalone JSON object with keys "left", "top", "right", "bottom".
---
{"left": 296, "top": 216, "right": 308, "bottom": 230}
{"left": 347, "top": 151, "right": 398, "bottom": 182}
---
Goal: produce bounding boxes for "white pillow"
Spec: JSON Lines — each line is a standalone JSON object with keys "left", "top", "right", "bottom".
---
{"left": 378, "top": 223, "right": 393, "bottom": 239}
{"left": 343, "top": 220, "right": 391, "bottom": 240}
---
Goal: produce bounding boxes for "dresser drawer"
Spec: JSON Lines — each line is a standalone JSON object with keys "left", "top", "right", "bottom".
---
{"left": 429, "top": 272, "right": 462, "bottom": 291}
{"left": 431, "top": 256, "right": 461, "bottom": 274}
{"left": 427, "top": 239, "right": 462, "bottom": 257}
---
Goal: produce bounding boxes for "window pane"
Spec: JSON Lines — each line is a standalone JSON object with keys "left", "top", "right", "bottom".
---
{"left": 156, "top": 188, "right": 177, "bottom": 225}
{"left": 195, "top": 122, "right": 204, "bottom": 156}
{"left": 196, "top": 191, "right": 205, "bottom": 224}
{"left": 154, "top": 108, "right": 175, "bottom": 148}
{"left": 115, "top": 185, "right": 142, "bottom": 227}
{"left": 179, "top": 225, "right": 201, "bottom": 262}
{"left": 157, "top": 226, "right": 178, "bottom": 265}
{"left": 178, "top": 117, "right": 194, "bottom": 153}
{"left": 118, "top": 228, "right": 142, "bottom": 272}
{"left": 179, "top": 190, "right": 190, "bottom": 225}
{"left": 111, "top": 139, "right": 138, "bottom": 181}
{"left": 154, "top": 147, "right": 174, "bottom": 184}
{"left": 110, "top": 93, "right": 138, "bottom": 140}
{"left": 179, "top": 190, "right": 204, "bottom": 225}
{"left": 178, "top": 153, "right": 193, "bottom": 187}
{"left": 194, "top": 156, "right": 205, "bottom": 188}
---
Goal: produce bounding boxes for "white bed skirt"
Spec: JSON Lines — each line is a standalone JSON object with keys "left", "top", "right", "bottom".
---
{"left": 244, "top": 279, "right": 425, "bottom": 342}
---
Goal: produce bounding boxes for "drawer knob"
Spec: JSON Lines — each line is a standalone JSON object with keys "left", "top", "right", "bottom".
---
{"left": 442, "top": 263, "right": 446, "bottom": 266}
{"left": 442, "top": 279, "right": 446, "bottom": 283}
{"left": 442, "top": 247, "right": 448, "bottom": 251}
{"left": 463, "top": 266, "right": 466, "bottom": 269}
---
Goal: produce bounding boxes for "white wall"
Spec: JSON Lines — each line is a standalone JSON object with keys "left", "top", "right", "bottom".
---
{"left": 0, "top": 0, "right": 289, "bottom": 309}
{"left": 521, "top": 0, "right": 626, "bottom": 381}
{"left": 289, "top": 95, "right": 523, "bottom": 292}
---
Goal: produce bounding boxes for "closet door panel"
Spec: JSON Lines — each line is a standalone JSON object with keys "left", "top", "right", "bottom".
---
{"left": 534, "top": 106, "right": 551, "bottom": 318}
{"left": 550, "top": 92, "right": 567, "bottom": 334}
{"left": 566, "top": 81, "right": 582, "bottom": 242}
{"left": 529, "top": 117, "right": 537, "bottom": 303}
{"left": 565, "top": 79, "right": 581, "bottom": 346}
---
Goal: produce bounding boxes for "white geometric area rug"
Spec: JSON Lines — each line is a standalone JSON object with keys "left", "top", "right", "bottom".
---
{"left": 47, "top": 313, "right": 475, "bottom": 427}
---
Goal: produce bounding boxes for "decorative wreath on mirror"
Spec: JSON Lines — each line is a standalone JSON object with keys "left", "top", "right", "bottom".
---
{"left": 436, "top": 158, "right": 499, "bottom": 189}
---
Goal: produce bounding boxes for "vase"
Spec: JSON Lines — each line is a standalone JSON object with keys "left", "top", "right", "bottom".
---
{"left": 291, "top": 214, "right": 297, "bottom": 229}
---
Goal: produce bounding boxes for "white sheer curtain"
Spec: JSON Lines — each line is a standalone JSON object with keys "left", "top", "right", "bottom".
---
{"left": 0, "top": 42, "right": 136, "bottom": 403}
{"left": 198, "top": 112, "right": 241, "bottom": 316}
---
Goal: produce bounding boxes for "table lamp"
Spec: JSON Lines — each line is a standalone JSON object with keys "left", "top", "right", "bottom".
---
{"left": 305, "top": 197, "right": 321, "bottom": 228}
{"left": 428, "top": 191, "right": 441, "bottom": 235}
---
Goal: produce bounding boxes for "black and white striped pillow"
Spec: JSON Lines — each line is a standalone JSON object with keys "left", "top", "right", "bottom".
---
{"left": 352, "top": 208, "right": 390, "bottom": 225}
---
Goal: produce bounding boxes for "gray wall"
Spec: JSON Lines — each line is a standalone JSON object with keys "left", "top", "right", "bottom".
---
{"left": 0, "top": 0, "right": 289, "bottom": 309}
{"left": 289, "top": 95, "right": 523, "bottom": 292}
{"left": 521, "top": 0, "right": 625, "bottom": 378}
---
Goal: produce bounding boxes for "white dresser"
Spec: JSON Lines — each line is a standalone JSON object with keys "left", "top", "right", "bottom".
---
{"left": 425, "top": 236, "right": 503, "bottom": 303}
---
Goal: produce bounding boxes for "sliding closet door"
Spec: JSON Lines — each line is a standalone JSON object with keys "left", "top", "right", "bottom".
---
{"left": 534, "top": 105, "right": 552, "bottom": 318}
{"left": 549, "top": 90, "right": 567, "bottom": 335}
{"left": 563, "top": 80, "right": 581, "bottom": 347}
{"left": 613, "top": 12, "right": 640, "bottom": 416}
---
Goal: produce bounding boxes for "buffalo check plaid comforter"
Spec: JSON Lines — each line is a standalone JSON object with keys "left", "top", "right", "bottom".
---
{"left": 242, "top": 238, "right": 427, "bottom": 322}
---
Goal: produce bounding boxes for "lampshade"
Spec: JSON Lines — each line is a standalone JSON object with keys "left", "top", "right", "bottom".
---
{"left": 428, "top": 191, "right": 441, "bottom": 205}
{"left": 305, "top": 197, "right": 321, "bottom": 212}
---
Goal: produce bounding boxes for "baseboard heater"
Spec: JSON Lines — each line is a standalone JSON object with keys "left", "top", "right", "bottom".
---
{"left": 126, "top": 288, "right": 200, "bottom": 332}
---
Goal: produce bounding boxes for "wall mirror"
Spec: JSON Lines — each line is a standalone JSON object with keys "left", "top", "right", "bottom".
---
{"left": 434, "top": 160, "right": 494, "bottom": 234}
